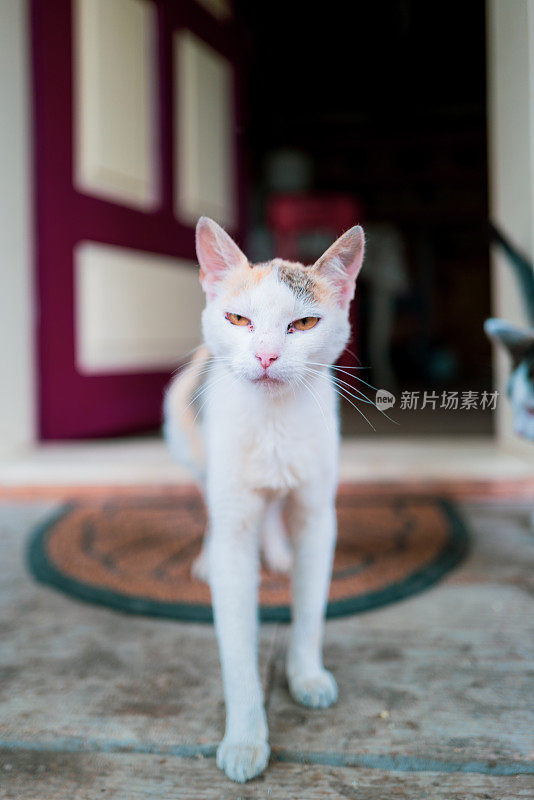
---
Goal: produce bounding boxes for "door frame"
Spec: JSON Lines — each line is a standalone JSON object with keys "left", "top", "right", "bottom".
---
{"left": 0, "top": 0, "right": 35, "bottom": 455}
{"left": 486, "top": 0, "right": 534, "bottom": 455}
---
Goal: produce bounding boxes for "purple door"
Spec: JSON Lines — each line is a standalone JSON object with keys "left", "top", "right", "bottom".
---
{"left": 32, "top": 0, "right": 243, "bottom": 439}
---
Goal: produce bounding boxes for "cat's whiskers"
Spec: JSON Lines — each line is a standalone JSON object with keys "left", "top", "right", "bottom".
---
{"left": 184, "top": 361, "right": 230, "bottom": 411}
{"left": 308, "top": 360, "right": 377, "bottom": 383}
{"left": 343, "top": 345, "right": 362, "bottom": 366}
{"left": 303, "top": 366, "right": 377, "bottom": 431}
{"left": 184, "top": 382, "right": 211, "bottom": 413}
{"left": 307, "top": 365, "right": 398, "bottom": 425}
{"left": 294, "top": 373, "right": 331, "bottom": 435}
{"left": 308, "top": 367, "right": 398, "bottom": 423}
{"left": 183, "top": 353, "right": 241, "bottom": 419}
{"left": 308, "top": 362, "right": 399, "bottom": 422}
{"left": 329, "top": 377, "right": 375, "bottom": 408}
{"left": 308, "top": 361, "right": 368, "bottom": 371}
{"left": 305, "top": 367, "right": 374, "bottom": 405}
{"left": 304, "top": 366, "right": 373, "bottom": 405}
{"left": 330, "top": 383, "right": 377, "bottom": 431}
{"left": 170, "top": 343, "right": 206, "bottom": 376}
{"left": 173, "top": 350, "right": 233, "bottom": 379}
{"left": 192, "top": 371, "right": 234, "bottom": 423}
{"left": 186, "top": 355, "right": 235, "bottom": 383}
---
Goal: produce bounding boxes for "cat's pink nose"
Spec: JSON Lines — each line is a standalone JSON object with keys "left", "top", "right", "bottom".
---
{"left": 255, "top": 352, "right": 279, "bottom": 369}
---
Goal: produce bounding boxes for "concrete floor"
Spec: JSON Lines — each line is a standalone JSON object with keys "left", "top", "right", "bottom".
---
{"left": 1, "top": 499, "right": 534, "bottom": 798}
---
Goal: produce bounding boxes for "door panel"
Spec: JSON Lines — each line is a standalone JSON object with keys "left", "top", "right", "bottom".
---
{"left": 74, "top": 0, "right": 157, "bottom": 208}
{"left": 75, "top": 242, "right": 203, "bottom": 373}
{"left": 174, "top": 30, "right": 236, "bottom": 227}
{"left": 32, "top": 0, "right": 242, "bottom": 439}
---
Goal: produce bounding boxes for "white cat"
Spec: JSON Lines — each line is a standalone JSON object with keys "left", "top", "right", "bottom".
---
{"left": 164, "top": 217, "right": 365, "bottom": 783}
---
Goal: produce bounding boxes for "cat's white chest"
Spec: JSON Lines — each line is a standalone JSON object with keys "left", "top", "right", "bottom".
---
{"left": 241, "top": 414, "right": 316, "bottom": 491}
{"left": 238, "top": 389, "right": 338, "bottom": 492}
{"left": 206, "top": 372, "right": 338, "bottom": 494}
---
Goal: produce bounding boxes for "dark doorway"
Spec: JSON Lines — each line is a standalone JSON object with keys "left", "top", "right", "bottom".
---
{"left": 235, "top": 0, "right": 492, "bottom": 436}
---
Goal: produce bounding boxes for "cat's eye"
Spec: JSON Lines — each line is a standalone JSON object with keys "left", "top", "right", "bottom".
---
{"left": 225, "top": 312, "right": 250, "bottom": 326}
{"left": 291, "top": 317, "right": 320, "bottom": 331}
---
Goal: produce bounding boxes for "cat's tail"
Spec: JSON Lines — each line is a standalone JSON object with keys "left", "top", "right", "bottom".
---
{"left": 163, "top": 346, "right": 210, "bottom": 484}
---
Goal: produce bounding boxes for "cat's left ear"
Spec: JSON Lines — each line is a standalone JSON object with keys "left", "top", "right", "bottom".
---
{"left": 196, "top": 217, "right": 248, "bottom": 299}
{"left": 484, "top": 318, "right": 534, "bottom": 365}
{"left": 313, "top": 226, "right": 365, "bottom": 308}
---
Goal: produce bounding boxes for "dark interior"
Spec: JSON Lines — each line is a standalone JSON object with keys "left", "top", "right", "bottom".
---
{"left": 235, "top": 0, "right": 492, "bottom": 435}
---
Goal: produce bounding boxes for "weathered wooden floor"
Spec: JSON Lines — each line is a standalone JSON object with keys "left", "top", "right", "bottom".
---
{"left": 1, "top": 500, "right": 533, "bottom": 799}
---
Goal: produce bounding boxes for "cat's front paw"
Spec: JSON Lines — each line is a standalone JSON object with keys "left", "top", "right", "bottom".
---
{"left": 216, "top": 738, "right": 270, "bottom": 783}
{"left": 288, "top": 669, "right": 338, "bottom": 709}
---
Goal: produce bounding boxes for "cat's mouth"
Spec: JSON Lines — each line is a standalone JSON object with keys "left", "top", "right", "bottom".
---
{"left": 252, "top": 374, "right": 284, "bottom": 385}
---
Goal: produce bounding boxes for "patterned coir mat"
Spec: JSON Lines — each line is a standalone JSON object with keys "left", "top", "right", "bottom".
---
{"left": 27, "top": 490, "right": 468, "bottom": 622}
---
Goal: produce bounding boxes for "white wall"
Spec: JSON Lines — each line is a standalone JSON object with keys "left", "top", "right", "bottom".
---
{"left": 0, "top": 0, "right": 35, "bottom": 454}
{"left": 486, "top": 0, "right": 534, "bottom": 455}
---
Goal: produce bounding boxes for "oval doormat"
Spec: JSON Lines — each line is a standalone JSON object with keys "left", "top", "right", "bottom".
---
{"left": 27, "top": 490, "right": 468, "bottom": 622}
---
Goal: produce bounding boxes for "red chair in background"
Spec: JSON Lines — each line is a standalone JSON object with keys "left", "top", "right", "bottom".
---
{"left": 267, "top": 193, "right": 363, "bottom": 262}
{"left": 266, "top": 193, "right": 365, "bottom": 389}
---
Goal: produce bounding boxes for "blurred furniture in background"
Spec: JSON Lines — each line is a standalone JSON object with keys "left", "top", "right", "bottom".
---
{"left": 266, "top": 193, "right": 362, "bottom": 263}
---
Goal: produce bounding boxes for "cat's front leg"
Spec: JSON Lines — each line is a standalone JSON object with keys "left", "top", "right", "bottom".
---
{"left": 208, "top": 489, "right": 270, "bottom": 783}
{"left": 286, "top": 485, "right": 338, "bottom": 709}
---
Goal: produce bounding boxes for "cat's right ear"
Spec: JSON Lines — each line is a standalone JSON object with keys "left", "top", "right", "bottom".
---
{"left": 484, "top": 318, "right": 534, "bottom": 364}
{"left": 312, "top": 226, "right": 365, "bottom": 309}
{"left": 195, "top": 217, "right": 248, "bottom": 299}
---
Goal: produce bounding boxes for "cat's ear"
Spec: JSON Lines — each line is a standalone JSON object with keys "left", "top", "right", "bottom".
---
{"left": 312, "top": 226, "right": 365, "bottom": 308}
{"left": 484, "top": 318, "right": 534, "bottom": 364}
{"left": 195, "top": 217, "right": 248, "bottom": 298}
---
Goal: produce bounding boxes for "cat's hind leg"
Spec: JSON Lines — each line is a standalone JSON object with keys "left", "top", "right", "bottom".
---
{"left": 261, "top": 500, "right": 292, "bottom": 574}
{"left": 191, "top": 529, "right": 210, "bottom": 581}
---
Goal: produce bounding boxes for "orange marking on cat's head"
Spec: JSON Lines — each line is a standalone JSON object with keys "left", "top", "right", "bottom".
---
{"left": 217, "top": 257, "right": 337, "bottom": 307}
{"left": 219, "top": 263, "right": 271, "bottom": 298}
